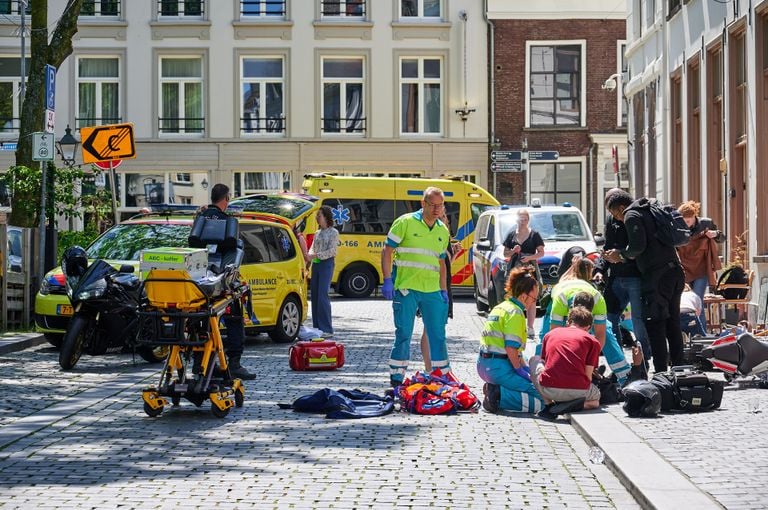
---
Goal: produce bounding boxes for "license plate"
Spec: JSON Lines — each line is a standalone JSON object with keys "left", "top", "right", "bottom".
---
{"left": 56, "top": 304, "right": 73, "bottom": 316}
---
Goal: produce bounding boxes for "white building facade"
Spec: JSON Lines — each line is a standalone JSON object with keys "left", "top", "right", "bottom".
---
{"left": 0, "top": 0, "right": 488, "bottom": 219}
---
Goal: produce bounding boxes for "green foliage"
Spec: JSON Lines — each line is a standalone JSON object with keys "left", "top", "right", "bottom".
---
{"left": 57, "top": 228, "right": 99, "bottom": 263}
{"left": 1, "top": 165, "right": 40, "bottom": 223}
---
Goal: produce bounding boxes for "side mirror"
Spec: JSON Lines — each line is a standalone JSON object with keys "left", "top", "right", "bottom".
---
{"left": 475, "top": 239, "right": 492, "bottom": 252}
{"left": 594, "top": 233, "right": 605, "bottom": 247}
{"left": 119, "top": 264, "right": 135, "bottom": 274}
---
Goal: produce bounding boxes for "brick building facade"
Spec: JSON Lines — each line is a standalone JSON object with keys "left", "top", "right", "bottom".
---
{"left": 488, "top": 2, "right": 628, "bottom": 229}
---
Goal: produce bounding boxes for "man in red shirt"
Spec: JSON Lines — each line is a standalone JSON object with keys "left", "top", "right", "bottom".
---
{"left": 530, "top": 304, "right": 602, "bottom": 417}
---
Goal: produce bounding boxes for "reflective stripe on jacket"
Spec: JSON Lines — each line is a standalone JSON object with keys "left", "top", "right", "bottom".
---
{"left": 386, "top": 210, "right": 449, "bottom": 293}
{"left": 480, "top": 298, "right": 526, "bottom": 354}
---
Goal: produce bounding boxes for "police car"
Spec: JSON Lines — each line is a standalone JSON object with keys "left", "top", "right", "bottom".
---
{"left": 471, "top": 202, "right": 603, "bottom": 312}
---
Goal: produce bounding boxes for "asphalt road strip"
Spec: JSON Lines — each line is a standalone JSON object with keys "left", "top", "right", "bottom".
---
{"left": 0, "top": 365, "right": 159, "bottom": 451}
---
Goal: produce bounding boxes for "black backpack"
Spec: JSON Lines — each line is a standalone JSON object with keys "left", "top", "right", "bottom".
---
{"left": 648, "top": 200, "right": 691, "bottom": 247}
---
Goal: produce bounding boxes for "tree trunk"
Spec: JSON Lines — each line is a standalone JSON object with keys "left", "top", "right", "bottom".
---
{"left": 10, "top": 0, "right": 84, "bottom": 227}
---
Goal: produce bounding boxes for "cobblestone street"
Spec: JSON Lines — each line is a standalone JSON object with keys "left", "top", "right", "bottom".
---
{"left": 0, "top": 297, "right": 639, "bottom": 509}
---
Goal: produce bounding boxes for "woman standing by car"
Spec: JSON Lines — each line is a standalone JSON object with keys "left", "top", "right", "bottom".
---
{"left": 308, "top": 205, "right": 339, "bottom": 337}
{"left": 503, "top": 208, "right": 545, "bottom": 338}
{"left": 676, "top": 201, "right": 724, "bottom": 333}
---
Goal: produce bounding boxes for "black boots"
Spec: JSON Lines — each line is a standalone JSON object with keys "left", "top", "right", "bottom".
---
{"left": 228, "top": 355, "right": 256, "bottom": 380}
{"left": 537, "top": 397, "right": 586, "bottom": 421}
{"left": 482, "top": 383, "right": 501, "bottom": 413}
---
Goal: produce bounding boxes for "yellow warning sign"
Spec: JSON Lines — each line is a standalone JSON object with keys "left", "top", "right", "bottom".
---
{"left": 80, "top": 123, "right": 136, "bottom": 164}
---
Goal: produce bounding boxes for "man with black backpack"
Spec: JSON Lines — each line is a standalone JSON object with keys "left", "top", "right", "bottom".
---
{"left": 604, "top": 191, "right": 685, "bottom": 373}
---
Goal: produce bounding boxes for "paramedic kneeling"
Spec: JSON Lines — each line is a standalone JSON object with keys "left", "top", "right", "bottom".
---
{"left": 530, "top": 305, "right": 601, "bottom": 410}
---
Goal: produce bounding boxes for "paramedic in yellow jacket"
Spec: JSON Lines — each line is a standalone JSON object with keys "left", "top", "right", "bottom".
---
{"left": 477, "top": 266, "right": 544, "bottom": 413}
{"left": 381, "top": 187, "right": 450, "bottom": 387}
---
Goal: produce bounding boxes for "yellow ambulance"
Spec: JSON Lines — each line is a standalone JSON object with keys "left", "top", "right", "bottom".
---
{"left": 302, "top": 174, "right": 499, "bottom": 298}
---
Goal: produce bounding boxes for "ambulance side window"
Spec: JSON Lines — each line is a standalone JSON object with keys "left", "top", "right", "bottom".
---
{"left": 261, "top": 226, "right": 282, "bottom": 262}
{"left": 240, "top": 224, "right": 270, "bottom": 264}
{"left": 321, "top": 198, "right": 394, "bottom": 234}
{"left": 272, "top": 226, "right": 297, "bottom": 260}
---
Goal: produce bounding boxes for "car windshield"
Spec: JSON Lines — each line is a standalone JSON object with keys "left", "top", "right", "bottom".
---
{"left": 228, "top": 195, "right": 313, "bottom": 220}
{"left": 499, "top": 211, "right": 589, "bottom": 242}
{"left": 87, "top": 223, "right": 192, "bottom": 261}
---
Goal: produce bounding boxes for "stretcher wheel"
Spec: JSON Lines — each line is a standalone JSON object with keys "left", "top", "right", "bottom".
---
{"left": 235, "top": 387, "right": 245, "bottom": 408}
{"left": 211, "top": 402, "right": 231, "bottom": 418}
{"left": 144, "top": 402, "right": 163, "bottom": 418}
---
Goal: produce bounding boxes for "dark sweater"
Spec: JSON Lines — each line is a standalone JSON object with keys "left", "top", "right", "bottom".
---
{"left": 621, "top": 198, "right": 680, "bottom": 274}
{"left": 601, "top": 215, "right": 642, "bottom": 278}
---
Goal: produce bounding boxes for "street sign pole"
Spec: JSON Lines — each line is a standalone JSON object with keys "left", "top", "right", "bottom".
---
{"left": 109, "top": 160, "right": 118, "bottom": 225}
{"left": 38, "top": 160, "right": 46, "bottom": 290}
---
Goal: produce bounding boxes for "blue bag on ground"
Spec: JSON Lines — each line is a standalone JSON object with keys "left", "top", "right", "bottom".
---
{"left": 278, "top": 388, "right": 394, "bottom": 419}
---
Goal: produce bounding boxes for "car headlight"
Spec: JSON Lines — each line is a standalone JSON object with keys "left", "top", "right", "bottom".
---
{"left": 76, "top": 279, "right": 107, "bottom": 301}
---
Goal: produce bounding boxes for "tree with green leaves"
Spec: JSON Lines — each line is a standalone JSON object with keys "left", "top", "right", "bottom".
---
{"left": 11, "top": 0, "right": 85, "bottom": 227}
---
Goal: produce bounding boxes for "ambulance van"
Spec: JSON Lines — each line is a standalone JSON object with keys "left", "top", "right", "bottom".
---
{"left": 302, "top": 174, "right": 499, "bottom": 298}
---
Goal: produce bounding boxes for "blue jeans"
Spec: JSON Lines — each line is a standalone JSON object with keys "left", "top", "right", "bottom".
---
{"left": 680, "top": 311, "right": 706, "bottom": 336}
{"left": 690, "top": 276, "right": 709, "bottom": 333}
{"left": 608, "top": 277, "right": 651, "bottom": 361}
{"left": 310, "top": 258, "right": 334, "bottom": 333}
{"left": 389, "top": 289, "right": 449, "bottom": 383}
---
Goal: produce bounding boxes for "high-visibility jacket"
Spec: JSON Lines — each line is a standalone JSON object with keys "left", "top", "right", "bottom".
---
{"left": 480, "top": 297, "right": 527, "bottom": 354}
{"left": 386, "top": 210, "right": 449, "bottom": 293}
{"left": 550, "top": 279, "right": 607, "bottom": 326}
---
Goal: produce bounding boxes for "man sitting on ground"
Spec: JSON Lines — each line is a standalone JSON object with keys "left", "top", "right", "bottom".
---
{"left": 530, "top": 304, "right": 602, "bottom": 420}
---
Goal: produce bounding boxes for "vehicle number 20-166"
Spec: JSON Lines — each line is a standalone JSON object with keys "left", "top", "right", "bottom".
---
{"left": 338, "top": 240, "right": 358, "bottom": 248}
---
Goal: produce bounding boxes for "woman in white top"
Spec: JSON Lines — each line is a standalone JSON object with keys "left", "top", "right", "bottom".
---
{"left": 308, "top": 205, "right": 339, "bottom": 337}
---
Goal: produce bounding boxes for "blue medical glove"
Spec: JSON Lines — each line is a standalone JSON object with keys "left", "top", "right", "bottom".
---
{"left": 382, "top": 278, "right": 394, "bottom": 300}
{"left": 515, "top": 367, "right": 532, "bottom": 382}
{"left": 440, "top": 290, "right": 449, "bottom": 303}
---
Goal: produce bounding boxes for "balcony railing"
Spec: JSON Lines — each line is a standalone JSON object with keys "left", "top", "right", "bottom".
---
{"left": 0, "top": 0, "right": 30, "bottom": 16}
{"left": 321, "top": 117, "right": 366, "bottom": 134}
{"left": 158, "top": 117, "right": 205, "bottom": 134}
{"left": 158, "top": 0, "right": 204, "bottom": 17}
{"left": 240, "top": 0, "right": 286, "bottom": 16}
{"left": 321, "top": 0, "right": 365, "bottom": 17}
{"left": 241, "top": 115, "right": 285, "bottom": 134}
{"left": 76, "top": 117, "right": 123, "bottom": 129}
{"left": 80, "top": 0, "right": 120, "bottom": 17}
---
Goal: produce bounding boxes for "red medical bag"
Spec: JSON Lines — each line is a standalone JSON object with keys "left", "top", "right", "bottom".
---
{"left": 289, "top": 339, "right": 345, "bottom": 371}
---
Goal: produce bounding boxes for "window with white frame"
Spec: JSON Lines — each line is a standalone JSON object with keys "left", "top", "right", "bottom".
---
{"left": 241, "top": 56, "right": 285, "bottom": 135}
{"left": 159, "top": 57, "right": 204, "bottom": 135}
{"left": 158, "top": 0, "right": 203, "bottom": 17}
{"left": 241, "top": 0, "right": 285, "bottom": 17}
{"left": 0, "top": 56, "right": 29, "bottom": 134}
{"left": 400, "top": 57, "right": 442, "bottom": 134}
{"left": 81, "top": 0, "right": 120, "bottom": 16}
{"left": 321, "top": 0, "right": 365, "bottom": 18}
{"left": 645, "top": 0, "right": 655, "bottom": 28}
{"left": 528, "top": 44, "right": 582, "bottom": 126}
{"left": 400, "top": 0, "right": 440, "bottom": 18}
{"left": 530, "top": 162, "right": 582, "bottom": 207}
{"left": 321, "top": 57, "right": 365, "bottom": 134}
{"left": 234, "top": 172, "right": 291, "bottom": 195}
{"left": 76, "top": 57, "right": 120, "bottom": 129}
{"left": 618, "top": 42, "right": 628, "bottom": 127}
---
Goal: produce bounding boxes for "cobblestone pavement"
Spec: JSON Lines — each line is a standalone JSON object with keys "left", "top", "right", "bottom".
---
{"left": 0, "top": 297, "right": 640, "bottom": 509}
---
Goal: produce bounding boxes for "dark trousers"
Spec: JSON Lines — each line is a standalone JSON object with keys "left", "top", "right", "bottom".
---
{"left": 223, "top": 299, "right": 244, "bottom": 358}
{"left": 310, "top": 258, "right": 334, "bottom": 333}
{"left": 642, "top": 264, "right": 685, "bottom": 372}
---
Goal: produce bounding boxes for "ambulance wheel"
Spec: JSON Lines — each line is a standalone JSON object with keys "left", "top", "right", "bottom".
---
{"left": 269, "top": 296, "right": 301, "bottom": 343}
{"left": 339, "top": 264, "right": 375, "bottom": 298}
{"left": 235, "top": 387, "right": 245, "bottom": 408}
{"left": 144, "top": 402, "right": 163, "bottom": 418}
{"left": 211, "top": 402, "right": 231, "bottom": 418}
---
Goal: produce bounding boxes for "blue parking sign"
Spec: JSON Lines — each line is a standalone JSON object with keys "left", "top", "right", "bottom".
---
{"left": 45, "top": 64, "right": 56, "bottom": 111}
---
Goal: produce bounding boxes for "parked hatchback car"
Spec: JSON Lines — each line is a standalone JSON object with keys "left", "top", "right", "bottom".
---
{"left": 35, "top": 212, "right": 308, "bottom": 346}
{"left": 472, "top": 203, "right": 603, "bottom": 312}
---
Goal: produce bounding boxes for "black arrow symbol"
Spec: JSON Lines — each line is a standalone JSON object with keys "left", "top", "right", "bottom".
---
{"left": 82, "top": 125, "right": 134, "bottom": 161}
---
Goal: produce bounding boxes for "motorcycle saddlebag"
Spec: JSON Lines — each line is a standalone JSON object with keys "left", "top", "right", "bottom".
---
{"left": 289, "top": 339, "right": 345, "bottom": 371}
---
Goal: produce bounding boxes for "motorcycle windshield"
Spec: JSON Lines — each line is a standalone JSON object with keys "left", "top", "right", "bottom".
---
{"left": 72, "top": 260, "right": 117, "bottom": 302}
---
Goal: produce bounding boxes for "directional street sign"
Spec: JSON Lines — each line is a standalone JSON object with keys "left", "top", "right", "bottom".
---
{"left": 80, "top": 123, "right": 136, "bottom": 164}
{"left": 491, "top": 150, "right": 522, "bottom": 162}
{"left": 45, "top": 64, "right": 56, "bottom": 111}
{"left": 32, "top": 132, "right": 54, "bottom": 161}
{"left": 0, "top": 142, "right": 17, "bottom": 151}
{"left": 490, "top": 161, "right": 522, "bottom": 172}
{"left": 529, "top": 150, "right": 559, "bottom": 161}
